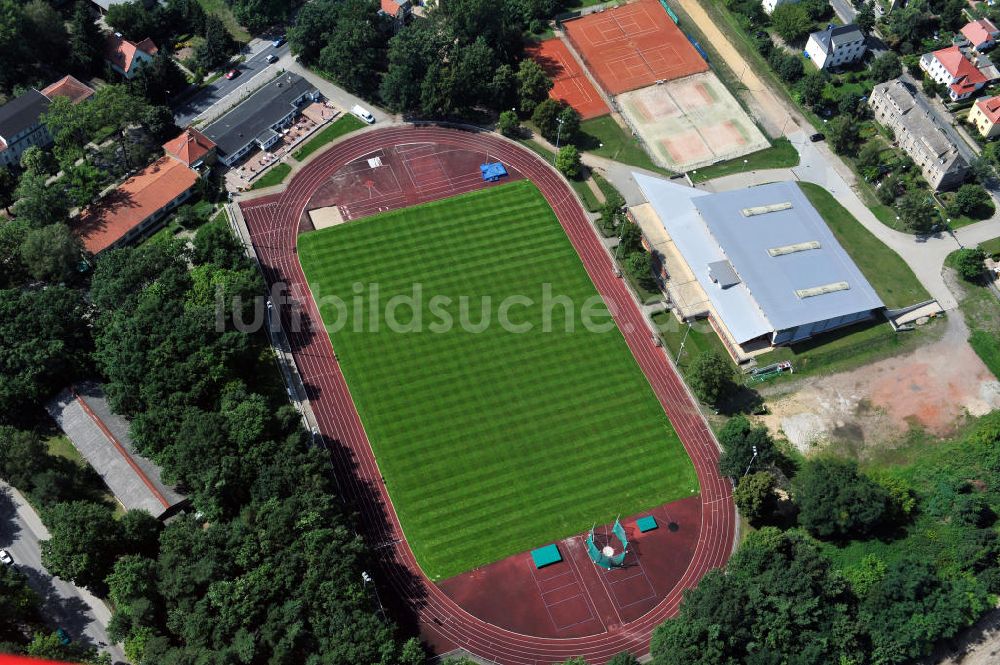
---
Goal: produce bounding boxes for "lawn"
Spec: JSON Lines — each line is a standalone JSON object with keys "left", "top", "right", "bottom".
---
{"left": 292, "top": 115, "right": 366, "bottom": 161}
{"left": 196, "top": 0, "right": 250, "bottom": 42}
{"left": 652, "top": 312, "right": 735, "bottom": 376}
{"left": 798, "top": 183, "right": 930, "bottom": 309}
{"left": 250, "top": 163, "right": 291, "bottom": 190}
{"left": 578, "top": 116, "right": 673, "bottom": 175}
{"left": 688, "top": 138, "right": 799, "bottom": 183}
{"left": 298, "top": 180, "right": 697, "bottom": 579}
{"left": 980, "top": 236, "right": 1000, "bottom": 257}
{"left": 946, "top": 253, "right": 1000, "bottom": 380}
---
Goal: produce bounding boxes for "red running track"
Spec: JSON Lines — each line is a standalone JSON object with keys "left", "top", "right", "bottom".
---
{"left": 239, "top": 126, "right": 735, "bottom": 664}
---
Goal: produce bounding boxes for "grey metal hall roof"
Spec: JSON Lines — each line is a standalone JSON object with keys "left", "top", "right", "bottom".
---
{"left": 0, "top": 89, "right": 49, "bottom": 142}
{"left": 203, "top": 73, "right": 317, "bottom": 157}
{"left": 46, "top": 382, "right": 187, "bottom": 519}
{"left": 634, "top": 174, "right": 884, "bottom": 343}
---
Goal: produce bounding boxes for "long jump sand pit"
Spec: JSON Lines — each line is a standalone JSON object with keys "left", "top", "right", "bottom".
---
{"left": 563, "top": 0, "right": 708, "bottom": 95}
{"left": 618, "top": 72, "right": 769, "bottom": 172}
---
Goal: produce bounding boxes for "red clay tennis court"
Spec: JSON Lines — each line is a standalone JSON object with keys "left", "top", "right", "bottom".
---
{"left": 564, "top": 0, "right": 708, "bottom": 95}
{"left": 526, "top": 38, "right": 610, "bottom": 120}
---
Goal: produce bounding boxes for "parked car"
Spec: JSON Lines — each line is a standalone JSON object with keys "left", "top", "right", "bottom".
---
{"left": 225, "top": 69, "right": 240, "bottom": 80}
{"left": 351, "top": 104, "right": 376, "bottom": 124}
{"left": 272, "top": 36, "right": 286, "bottom": 48}
{"left": 266, "top": 54, "right": 278, "bottom": 64}
{"left": 810, "top": 132, "right": 825, "bottom": 142}
{"left": 0, "top": 549, "right": 12, "bottom": 566}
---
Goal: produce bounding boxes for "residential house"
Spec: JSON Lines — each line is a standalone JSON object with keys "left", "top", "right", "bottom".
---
{"left": 920, "top": 45, "right": 990, "bottom": 101}
{"left": 0, "top": 75, "right": 96, "bottom": 168}
{"left": 969, "top": 95, "right": 1000, "bottom": 138}
{"left": 0, "top": 90, "right": 52, "bottom": 168}
{"left": 41, "top": 75, "right": 96, "bottom": 105}
{"left": 868, "top": 80, "right": 968, "bottom": 190}
{"left": 203, "top": 73, "right": 320, "bottom": 167}
{"left": 163, "top": 127, "right": 217, "bottom": 170}
{"left": 379, "top": 0, "right": 412, "bottom": 28}
{"left": 105, "top": 33, "right": 158, "bottom": 79}
{"left": 761, "top": 0, "right": 799, "bottom": 14}
{"left": 73, "top": 155, "right": 199, "bottom": 254}
{"left": 804, "top": 24, "right": 867, "bottom": 70}
{"left": 960, "top": 18, "right": 1000, "bottom": 51}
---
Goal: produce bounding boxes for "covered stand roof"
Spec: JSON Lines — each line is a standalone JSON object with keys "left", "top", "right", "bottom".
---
{"left": 47, "top": 382, "right": 187, "bottom": 519}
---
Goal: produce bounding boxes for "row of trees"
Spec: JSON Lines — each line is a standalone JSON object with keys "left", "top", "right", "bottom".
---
{"left": 654, "top": 411, "right": 1000, "bottom": 664}
{"left": 289, "top": 0, "right": 558, "bottom": 117}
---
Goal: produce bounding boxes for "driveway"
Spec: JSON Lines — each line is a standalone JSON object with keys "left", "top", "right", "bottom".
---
{"left": 0, "top": 483, "right": 125, "bottom": 665}
{"left": 173, "top": 38, "right": 291, "bottom": 127}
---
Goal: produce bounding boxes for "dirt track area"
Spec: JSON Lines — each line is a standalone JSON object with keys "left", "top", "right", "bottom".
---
{"left": 759, "top": 315, "right": 1000, "bottom": 458}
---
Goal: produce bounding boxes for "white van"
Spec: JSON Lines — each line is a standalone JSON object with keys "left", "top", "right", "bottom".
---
{"left": 351, "top": 104, "right": 376, "bottom": 124}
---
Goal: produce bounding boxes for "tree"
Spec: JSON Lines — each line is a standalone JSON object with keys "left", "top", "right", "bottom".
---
{"left": 954, "top": 248, "right": 986, "bottom": 282}
{"left": 316, "top": 0, "right": 387, "bottom": 97}
{"left": 232, "top": 0, "right": 291, "bottom": 33}
{"left": 606, "top": 653, "right": 639, "bottom": 665}
{"left": 106, "top": 0, "right": 156, "bottom": 42}
{"left": 194, "top": 14, "right": 235, "bottom": 71}
{"left": 717, "top": 414, "right": 778, "bottom": 478}
{"left": 0, "top": 165, "right": 15, "bottom": 215}
{"left": 797, "top": 72, "right": 827, "bottom": 108}
{"left": 497, "top": 110, "right": 520, "bottom": 137}
{"left": 12, "top": 170, "right": 68, "bottom": 229}
{"left": 19, "top": 146, "right": 56, "bottom": 177}
{"left": 64, "top": 162, "right": 105, "bottom": 209}
{"left": 557, "top": 105, "right": 581, "bottom": 143}
{"left": 440, "top": 0, "right": 524, "bottom": 62}
{"left": 132, "top": 52, "right": 189, "bottom": 106}
{"left": 859, "top": 558, "right": 986, "bottom": 664}
{"left": 794, "top": 457, "right": 889, "bottom": 539}
{"left": 22, "top": 0, "right": 68, "bottom": 64}
{"left": 20, "top": 223, "right": 82, "bottom": 283}
{"left": 140, "top": 104, "right": 177, "bottom": 142}
{"left": 68, "top": 0, "right": 104, "bottom": 77}
{"left": 289, "top": 0, "right": 340, "bottom": 65}
{"left": 624, "top": 250, "right": 653, "bottom": 287}
{"left": 877, "top": 173, "right": 900, "bottom": 205}
{"left": 0, "top": 287, "right": 90, "bottom": 423}
{"left": 826, "top": 114, "right": 860, "bottom": 155}
{"left": 855, "top": 1, "right": 876, "bottom": 34}
{"left": 949, "top": 183, "right": 994, "bottom": 219}
{"left": 869, "top": 51, "right": 902, "bottom": 83}
{"left": 0, "top": 565, "right": 41, "bottom": 643}
{"left": 771, "top": 3, "right": 813, "bottom": 43}
{"left": 651, "top": 528, "right": 861, "bottom": 665}
{"left": 768, "top": 49, "right": 804, "bottom": 83}
{"left": 0, "top": 0, "right": 30, "bottom": 93}
{"left": 687, "top": 351, "right": 735, "bottom": 407}
{"left": 531, "top": 98, "right": 564, "bottom": 143}
{"left": 380, "top": 18, "right": 450, "bottom": 113}
{"left": 517, "top": 58, "right": 553, "bottom": 114}
{"left": 0, "top": 427, "right": 49, "bottom": 490}
{"left": 733, "top": 471, "right": 777, "bottom": 524}
{"left": 41, "top": 501, "right": 121, "bottom": 590}
{"left": 896, "top": 190, "right": 937, "bottom": 233}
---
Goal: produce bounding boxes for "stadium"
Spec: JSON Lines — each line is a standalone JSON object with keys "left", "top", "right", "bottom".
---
{"left": 236, "top": 125, "right": 734, "bottom": 663}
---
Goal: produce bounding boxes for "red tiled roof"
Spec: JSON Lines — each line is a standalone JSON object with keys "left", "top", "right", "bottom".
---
{"left": 74, "top": 156, "right": 198, "bottom": 254}
{"left": 40, "top": 75, "right": 95, "bottom": 105}
{"left": 163, "top": 128, "right": 216, "bottom": 166}
{"left": 933, "top": 46, "right": 986, "bottom": 89}
{"left": 976, "top": 96, "right": 1000, "bottom": 123}
{"left": 104, "top": 34, "right": 158, "bottom": 74}
{"left": 961, "top": 18, "right": 999, "bottom": 46}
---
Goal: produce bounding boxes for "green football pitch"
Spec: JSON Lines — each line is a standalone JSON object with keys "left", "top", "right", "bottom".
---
{"left": 298, "top": 180, "right": 698, "bottom": 580}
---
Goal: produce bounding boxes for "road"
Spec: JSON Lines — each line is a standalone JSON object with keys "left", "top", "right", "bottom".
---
{"left": 173, "top": 38, "right": 290, "bottom": 127}
{"left": 0, "top": 483, "right": 125, "bottom": 665}
{"left": 830, "top": 0, "right": 857, "bottom": 23}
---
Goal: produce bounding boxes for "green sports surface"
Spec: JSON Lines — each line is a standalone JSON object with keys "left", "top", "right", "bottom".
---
{"left": 298, "top": 180, "right": 698, "bottom": 580}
